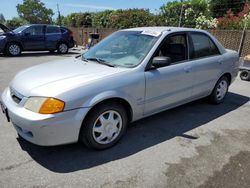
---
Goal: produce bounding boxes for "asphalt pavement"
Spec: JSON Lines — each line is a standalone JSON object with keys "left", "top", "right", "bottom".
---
{"left": 0, "top": 51, "right": 250, "bottom": 188}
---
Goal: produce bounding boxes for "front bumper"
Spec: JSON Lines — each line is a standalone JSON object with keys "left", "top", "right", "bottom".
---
{"left": 0, "top": 40, "right": 5, "bottom": 52}
{"left": 1, "top": 88, "right": 90, "bottom": 146}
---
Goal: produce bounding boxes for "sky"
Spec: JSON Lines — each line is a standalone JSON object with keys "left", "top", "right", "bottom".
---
{"left": 0, "top": 0, "right": 169, "bottom": 20}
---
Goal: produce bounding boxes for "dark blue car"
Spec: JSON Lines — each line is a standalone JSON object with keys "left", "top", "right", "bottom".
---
{"left": 0, "top": 24, "right": 75, "bottom": 56}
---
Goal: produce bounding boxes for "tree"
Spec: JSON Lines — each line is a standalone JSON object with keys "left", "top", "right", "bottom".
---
{"left": 61, "top": 13, "right": 92, "bottom": 27}
{"left": 6, "top": 17, "right": 28, "bottom": 29}
{"left": 209, "top": 0, "right": 247, "bottom": 18}
{"left": 91, "top": 10, "right": 115, "bottom": 28}
{"left": 160, "top": 0, "right": 209, "bottom": 27}
{"left": 0, "top": 13, "right": 5, "bottom": 24}
{"left": 92, "top": 9, "right": 156, "bottom": 28}
{"left": 17, "top": 0, "right": 54, "bottom": 24}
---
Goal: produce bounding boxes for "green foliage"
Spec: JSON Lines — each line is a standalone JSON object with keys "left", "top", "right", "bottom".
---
{"left": 2, "top": 0, "right": 249, "bottom": 31}
{"left": 92, "top": 9, "right": 157, "bottom": 28}
{"left": 91, "top": 10, "right": 113, "bottom": 28}
{"left": 209, "top": 0, "right": 247, "bottom": 18}
{"left": 5, "top": 17, "right": 28, "bottom": 29}
{"left": 76, "top": 13, "right": 92, "bottom": 27}
{"left": 59, "top": 13, "right": 92, "bottom": 27}
{"left": 0, "top": 13, "right": 5, "bottom": 24}
{"left": 160, "top": 0, "right": 209, "bottom": 27}
{"left": 17, "top": 0, "right": 54, "bottom": 24}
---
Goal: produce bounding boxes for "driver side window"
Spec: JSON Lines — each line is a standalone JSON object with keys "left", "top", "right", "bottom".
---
{"left": 156, "top": 34, "right": 188, "bottom": 64}
{"left": 24, "top": 26, "right": 44, "bottom": 36}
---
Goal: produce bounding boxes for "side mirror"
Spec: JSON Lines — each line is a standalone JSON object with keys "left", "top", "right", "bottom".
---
{"left": 152, "top": 56, "right": 171, "bottom": 68}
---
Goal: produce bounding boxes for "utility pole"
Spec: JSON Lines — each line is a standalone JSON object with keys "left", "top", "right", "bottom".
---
{"left": 178, "top": 0, "right": 184, "bottom": 27}
{"left": 57, "top": 3, "right": 61, "bottom": 25}
{"left": 238, "top": 0, "right": 248, "bottom": 56}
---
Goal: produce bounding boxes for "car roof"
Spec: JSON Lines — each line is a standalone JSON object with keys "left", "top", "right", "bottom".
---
{"left": 24, "top": 24, "right": 61, "bottom": 27}
{"left": 123, "top": 26, "right": 226, "bottom": 54}
{"left": 123, "top": 27, "right": 206, "bottom": 34}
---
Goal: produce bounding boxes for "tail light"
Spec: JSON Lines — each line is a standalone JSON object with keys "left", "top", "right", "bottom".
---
{"left": 69, "top": 30, "right": 74, "bottom": 38}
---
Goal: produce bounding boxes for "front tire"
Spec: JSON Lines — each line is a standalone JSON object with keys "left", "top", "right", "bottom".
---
{"left": 6, "top": 43, "right": 21, "bottom": 56}
{"left": 209, "top": 76, "right": 229, "bottom": 104}
{"left": 80, "top": 102, "right": 128, "bottom": 150}
{"left": 57, "top": 43, "right": 68, "bottom": 54}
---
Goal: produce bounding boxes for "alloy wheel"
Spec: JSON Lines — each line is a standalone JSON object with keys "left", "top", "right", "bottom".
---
{"left": 9, "top": 44, "right": 20, "bottom": 56}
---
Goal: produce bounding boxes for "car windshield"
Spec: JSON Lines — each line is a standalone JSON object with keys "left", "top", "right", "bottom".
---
{"left": 83, "top": 31, "right": 160, "bottom": 68}
{"left": 13, "top": 25, "right": 29, "bottom": 33}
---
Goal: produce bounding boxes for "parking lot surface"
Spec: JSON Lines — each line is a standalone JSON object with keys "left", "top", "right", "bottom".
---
{"left": 0, "top": 51, "right": 250, "bottom": 188}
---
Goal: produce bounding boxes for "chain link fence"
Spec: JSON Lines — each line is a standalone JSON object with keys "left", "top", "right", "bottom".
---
{"left": 70, "top": 27, "right": 250, "bottom": 57}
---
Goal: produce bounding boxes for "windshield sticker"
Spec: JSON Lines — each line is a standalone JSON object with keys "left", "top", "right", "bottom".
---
{"left": 141, "top": 30, "right": 161, "bottom": 37}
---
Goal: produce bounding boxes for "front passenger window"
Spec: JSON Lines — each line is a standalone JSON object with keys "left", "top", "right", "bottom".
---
{"left": 155, "top": 34, "right": 188, "bottom": 64}
{"left": 24, "top": 26, "right": 44, "bottom": 35}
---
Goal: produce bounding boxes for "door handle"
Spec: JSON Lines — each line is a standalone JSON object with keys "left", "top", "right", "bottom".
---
{"left": 218, "top": 59, "right": 223, "bottom": 64}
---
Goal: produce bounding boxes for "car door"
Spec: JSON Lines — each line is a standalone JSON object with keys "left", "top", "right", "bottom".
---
{"left": 144, "top": 33, "right": 195, "bottom": 115}
{"left": 45, "top": 25, "right": 62, "bottom": 49}
{"left": 21, "top": 25, "right": 45, "bottom": 50}
{"left": 188, "top": 32, "right": 223, "bottom": 97}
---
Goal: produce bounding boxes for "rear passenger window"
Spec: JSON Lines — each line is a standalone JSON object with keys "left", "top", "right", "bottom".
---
{"left": 46, "top": 26, "right": 60, "bottom": 34}
{"left": 190, "top": 33, "right": 220, "bottom": 59}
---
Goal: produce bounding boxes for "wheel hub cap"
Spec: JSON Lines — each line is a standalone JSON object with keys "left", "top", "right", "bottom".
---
{"left": 92, "top": 110, "right": 122, "bottom": 144}
{"left": 216, "top": 80, "right": 228, "bottom": 100}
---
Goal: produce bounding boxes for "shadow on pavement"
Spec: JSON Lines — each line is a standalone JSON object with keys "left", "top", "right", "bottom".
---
{"left": 17, "top": 92, "right": 250, "bottom": 173}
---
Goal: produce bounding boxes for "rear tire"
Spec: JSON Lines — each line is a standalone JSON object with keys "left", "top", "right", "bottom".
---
{"left": 6, "top": 43, "right": 21, "bottom": 56}
{"left": 240, "top": 70, "right": 250, "bottom": 81}
{"left": 80, "top": 102, "right": 128, "bottom": 150}
{"left": 57, "top": 43, "right": 68, "bottom": 54}
{"left": 209, "top": 76, "right": 229, "bottom": 104}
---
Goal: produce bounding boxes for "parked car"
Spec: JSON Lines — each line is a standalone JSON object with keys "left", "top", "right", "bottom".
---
{"left": 0, "top": 24, "right": 74, "bottom": 56}
{"left": 0, "top": 27, "right": 239, "bottom": 149}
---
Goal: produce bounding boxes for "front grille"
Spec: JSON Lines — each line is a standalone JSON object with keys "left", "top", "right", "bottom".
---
{"left": 9, "top": 87, "right": 23, "bottom": 104}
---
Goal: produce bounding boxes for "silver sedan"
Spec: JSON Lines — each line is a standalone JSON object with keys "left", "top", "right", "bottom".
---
{"left": 1, "top": 27, "right": 239, "bottom": 149}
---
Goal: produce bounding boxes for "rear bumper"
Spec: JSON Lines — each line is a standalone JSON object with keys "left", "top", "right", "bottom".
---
{"left": 1, "top": 87, "right": 90, "bottom": 146}
{"left": 68, "top": 40, "right": 75, "bottom": 48}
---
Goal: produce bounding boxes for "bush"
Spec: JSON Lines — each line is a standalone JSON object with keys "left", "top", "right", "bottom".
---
{"left": 6, "top": 17, "right": 28, "bottom": 29}
{"left": 92, "top": 9, "right": 157, "bottom": 29}
{"left": 216, "top": 3, "right": 250, "bottom": 29}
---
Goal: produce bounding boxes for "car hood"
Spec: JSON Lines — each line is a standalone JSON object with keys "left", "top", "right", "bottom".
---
{"left": 11, "top": 58, "right": 128, "bottom": 97}
{"left": 0, "top": 23, "right": 12, "bottom": 33}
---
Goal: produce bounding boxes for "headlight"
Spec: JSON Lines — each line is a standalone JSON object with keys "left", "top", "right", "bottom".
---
{"left": 0, "top": 36, "right": 6, "bottom": 40}
{"left": 24, "top": 97, "right": 65, "bottom": 114}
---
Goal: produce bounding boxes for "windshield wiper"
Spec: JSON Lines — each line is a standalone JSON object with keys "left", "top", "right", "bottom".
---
{"left": 85, "top": 57, "right": 115, "bottom": 67}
